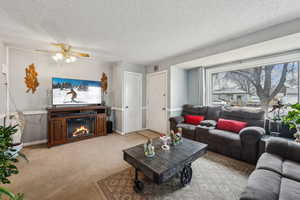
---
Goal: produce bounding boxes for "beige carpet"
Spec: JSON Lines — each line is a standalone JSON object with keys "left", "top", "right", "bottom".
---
{"left": 97, "top": 151, "right": 254, "bottom": 200}
{"left": 8, "top": 130, "right": 159, "bottom": 200}
{"left": 8, "top": 131, "right": 254, "bottom": 200}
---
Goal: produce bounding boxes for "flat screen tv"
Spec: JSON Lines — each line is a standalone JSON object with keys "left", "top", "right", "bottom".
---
{"left": 52, "top": 77, "right": 101, "bottom": 105}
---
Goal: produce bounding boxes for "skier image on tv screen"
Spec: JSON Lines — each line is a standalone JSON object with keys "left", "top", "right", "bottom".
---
{"left": 67, "top": 88, "right": 78, "bottom": 103}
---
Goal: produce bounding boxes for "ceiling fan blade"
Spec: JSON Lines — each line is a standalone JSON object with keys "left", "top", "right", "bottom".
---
{"left": 35, "top": 49, "right": 60, "bottom": 54}
{"left": 71, "top": 51, "right": 90, "bottom": 58}
{"left": 50, "top": 43, "right": 66, "bottom": 48}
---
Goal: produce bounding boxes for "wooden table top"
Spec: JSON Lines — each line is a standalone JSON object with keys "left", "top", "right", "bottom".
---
{"left": 123, "top": 138, "right": 207, "bottom": 175}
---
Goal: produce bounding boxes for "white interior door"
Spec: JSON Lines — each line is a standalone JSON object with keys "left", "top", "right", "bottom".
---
{"left": 124, "top": 71, "right": 142, "bottom": 133}
{"left": 147, "top": 71, "right": 167, "bottom": 134}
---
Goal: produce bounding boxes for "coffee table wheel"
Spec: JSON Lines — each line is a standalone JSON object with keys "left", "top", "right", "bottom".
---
{"left": 134, "top": 180, "right": 144, "bottom": 193}
{"left": 180, "top": 164, "right": 192, "bottom": 186}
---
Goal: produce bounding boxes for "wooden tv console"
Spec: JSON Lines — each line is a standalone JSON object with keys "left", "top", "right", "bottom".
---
{"left": 47, "top": 106, "right": 107, "bottom": 147}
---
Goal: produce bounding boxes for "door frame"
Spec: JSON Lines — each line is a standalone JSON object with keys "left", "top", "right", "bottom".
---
{"left": 146, "top": 70, "right": 168, "bottom": 133}
{"left": 123, "top": 71, "right": 143, "bottom": 134}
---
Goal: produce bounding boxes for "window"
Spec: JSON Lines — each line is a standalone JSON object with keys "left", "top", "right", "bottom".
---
{"left": 211, "top": 61, "right": 299, "bottom": 110}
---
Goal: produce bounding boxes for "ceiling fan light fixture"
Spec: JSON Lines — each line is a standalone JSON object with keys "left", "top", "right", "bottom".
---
{"left": 52, "top": 55, "right": 59, "bottom": 61}
{"left": 70, "top": 56, "right": 77, "bottom": 62}
{"left": 65, "top": 58, "right": 71, "bottom": 63}
{"left": 44, "top": 43, "right": 88, "bottom": 63}
{"left": 55, "top": 53, "right": 63, "bottom": 60}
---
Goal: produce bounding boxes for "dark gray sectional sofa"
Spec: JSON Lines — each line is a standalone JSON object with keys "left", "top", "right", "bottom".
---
{"left": 169, "top": 105, "right": 266, "bottom": 164}
{"left": 240, "top": 138, "right": 300, "bottom": 200}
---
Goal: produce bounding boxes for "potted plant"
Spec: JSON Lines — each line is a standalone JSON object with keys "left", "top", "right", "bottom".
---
{"left": 283, "top": 103, "right": 300, "bottom": 142}
{"left": 0, "top": 124, "right": 27, "bottom": 200}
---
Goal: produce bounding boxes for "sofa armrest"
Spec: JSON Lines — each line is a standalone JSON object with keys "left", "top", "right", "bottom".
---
{"left": 240, "top": 126, "right": 265, "bottom": 145}
{"left": 239, "top": 126, "right": 265, "bottom": 164}
{"left": 169, "top": 116, "right": 184, "bottom": 131}
{"left": 266, "top": 138, "right": 300, "bottom": 163}
{"left": 169, "top": 116, "right": 184, "bottom": 124}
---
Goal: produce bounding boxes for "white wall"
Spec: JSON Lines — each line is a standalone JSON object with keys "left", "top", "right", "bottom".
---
{"left": 0, "top": 41, "right": 6, "bottom": 125}
{"left": 7, "top": 47, "right": 112, "bottom": 143}
{"left": 170, "top": 66, "right": 188, "bottom": 115}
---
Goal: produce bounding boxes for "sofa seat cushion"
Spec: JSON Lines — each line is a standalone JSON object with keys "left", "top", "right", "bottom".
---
{"left": 279, "top": 178, "right": 300, "bottom": 200}
{"left": 240, "top": 169, "right": 281, "bottom": 200}
{"left": 282, "top": 160, "right": 300, "bottom": 182}
{"left": 208, "top": 129, "right": 241, "bottom": 145}
{"left": 256, "top": 153, "right": 283, "bottom": 175}
{"left": 208, "top": 129, "right": 241, "bottom": 159}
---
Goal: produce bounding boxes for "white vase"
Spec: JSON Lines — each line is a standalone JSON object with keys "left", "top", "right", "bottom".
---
{"left": 7, "top": 112, "right": 25, "bottom": 145}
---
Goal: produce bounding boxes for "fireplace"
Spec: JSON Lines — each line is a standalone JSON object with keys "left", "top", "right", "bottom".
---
{"left": 47, "top": 106, "right": 107, "bottom": 147}
{"left": 67, "top": 116, "right": 96, "bottom": 139}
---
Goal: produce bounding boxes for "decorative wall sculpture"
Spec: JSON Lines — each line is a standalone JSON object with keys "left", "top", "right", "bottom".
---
{"left": 24, "top": 63, "right": 39, "bottom": 93}
{"left": 101, "top": 72, "right": 108, "bottom": 94}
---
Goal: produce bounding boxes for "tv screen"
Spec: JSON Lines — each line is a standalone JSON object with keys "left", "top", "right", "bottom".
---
{"left": 52, "top": 77, "right": 101, "bottom": 105}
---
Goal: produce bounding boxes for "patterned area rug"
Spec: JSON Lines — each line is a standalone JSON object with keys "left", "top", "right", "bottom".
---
{"left": 97, "top": 151, "right": 254, "bottom": 200}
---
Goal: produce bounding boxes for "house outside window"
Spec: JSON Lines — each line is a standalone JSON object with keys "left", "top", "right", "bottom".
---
{"left": 205, "top": 53, "right": 300, "bottom": 116}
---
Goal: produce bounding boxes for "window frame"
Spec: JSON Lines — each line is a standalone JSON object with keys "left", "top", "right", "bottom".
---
{"left": 204, "top": 51, "right": 300, "bottom": 106}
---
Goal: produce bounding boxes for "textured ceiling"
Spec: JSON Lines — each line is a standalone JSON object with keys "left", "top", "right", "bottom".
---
{"left": 1, "top": 0, "right": 300, "bottom": 64}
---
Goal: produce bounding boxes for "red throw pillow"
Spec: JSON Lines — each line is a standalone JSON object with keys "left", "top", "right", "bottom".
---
{"left": 217, "top": 118, "right": 247, "bottom": 133}
{"left": 184, "top": 115, "right": 205, "bottom": 125}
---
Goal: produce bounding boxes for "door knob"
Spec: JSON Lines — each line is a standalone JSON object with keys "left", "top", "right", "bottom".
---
{"left": 125, "top": 106, "right": 129, "bottom": 109}
{"left": 162, "top": 107, "right": 166, "bottom": 110}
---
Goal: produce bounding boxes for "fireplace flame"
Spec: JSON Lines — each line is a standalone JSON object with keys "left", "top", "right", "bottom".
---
{"left": 73, "top": 126, "right": 89, "bottom": 137}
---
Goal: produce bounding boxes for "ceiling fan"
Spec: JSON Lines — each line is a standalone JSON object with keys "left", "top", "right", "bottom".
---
{"left": 36, "top": 43, "right": 90, "bottom": 63}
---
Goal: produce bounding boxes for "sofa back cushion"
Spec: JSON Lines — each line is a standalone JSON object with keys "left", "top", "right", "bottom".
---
{"left": 220, "top": 106, "right": 265, "bottom": 128}
{"left": 181, "top": 104, "right": 207, "bottom": 116}
{"left": 206, "top": 106, "right": 222, "bottom": 121}
{"left": 217, "top": 118, "right": 248, "bottom": 133}
{"left": 184, "top": 115, "right": 205, "bottom": 125}
{"left": 267, "top": 138, "right": 300, "bottom": 163}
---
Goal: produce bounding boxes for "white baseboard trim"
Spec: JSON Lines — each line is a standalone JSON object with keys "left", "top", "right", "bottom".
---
{"left": 1, "top": 110, "right": 47, "bottom": 116}
{"left": 118, "top": 128, "right": 149, "bottom": 135}
{"left": 23, "top": 110, "right": 47, "bottom": 115}
{"left": 23, "top": 139, "right": 47, "bottom": 147}
{"left": 112, "top": 107, "right": 147, "bottom": 111}
{"left": 111, "top": 107, "right": 124, "bottom": 112}
{"left": 114, "top": 129, "right": 125, "bottom": 135}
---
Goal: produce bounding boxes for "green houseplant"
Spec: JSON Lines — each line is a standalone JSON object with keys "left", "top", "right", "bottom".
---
{"left": 283, "top": 103, "right": 300, "bottom": 142}
{"left": 0, "top": 125, "right": 27, "bottom": 200}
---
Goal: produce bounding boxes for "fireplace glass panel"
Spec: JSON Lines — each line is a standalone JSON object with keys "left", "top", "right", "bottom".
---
{"left": 67, "top": 117, "right": 95, "bottom": 139}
